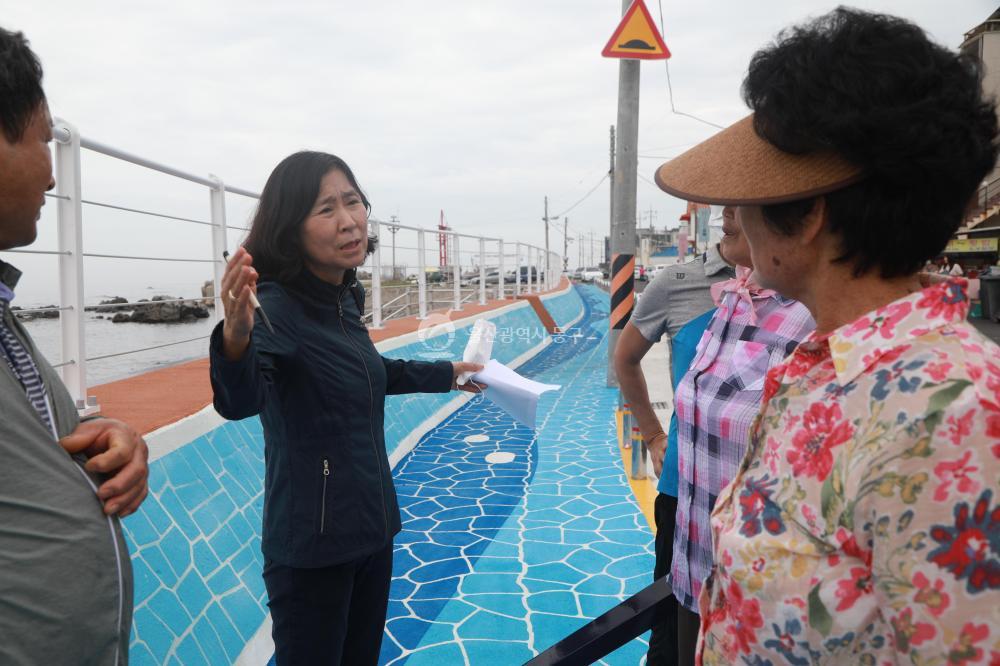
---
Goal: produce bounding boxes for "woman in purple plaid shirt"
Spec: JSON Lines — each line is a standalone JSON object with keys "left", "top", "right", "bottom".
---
{"left": 667, "top": 207, "right": 815, "bottom": 665}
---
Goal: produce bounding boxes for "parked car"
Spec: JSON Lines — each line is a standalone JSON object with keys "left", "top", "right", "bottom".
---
{"left": 460, "top": 270, "right": 518, "bottom": 287}
{"left": 634, "top": 265, "right": 648, "bottom": 282}
{"left": 517, "top": 266, "right": 544, "bottom": 282}
{"left": 581, "top": 267, "right": 604, "bottom": 282}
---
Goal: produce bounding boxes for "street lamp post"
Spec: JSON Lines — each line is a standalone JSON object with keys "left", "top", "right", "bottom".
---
{"left": 543, "top": 196, "right": 560, "bottom": 290}
{"left": 388, "top": 215, "right": 400, "bottom": 281}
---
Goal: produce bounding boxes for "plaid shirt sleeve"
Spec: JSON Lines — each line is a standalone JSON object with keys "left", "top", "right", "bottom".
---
{"left": 670, "top": 290, "right": 815, "bottom": 611}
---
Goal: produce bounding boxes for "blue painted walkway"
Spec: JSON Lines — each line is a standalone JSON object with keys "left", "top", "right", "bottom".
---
{"left": 380, "top": 285, "right": 654, "bottom": 665}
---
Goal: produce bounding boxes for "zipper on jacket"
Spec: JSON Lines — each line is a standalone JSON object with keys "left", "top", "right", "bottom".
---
{"left": 320, "top": 458, "right": 330, "bottom": 534}
{"left": 338, "top": 287, "right": 390, "bottom": 538}
{"left": 70, "top": 461, "right": 125, "bottom": 664}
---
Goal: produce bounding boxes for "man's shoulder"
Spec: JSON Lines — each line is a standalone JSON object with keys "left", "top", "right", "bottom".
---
{"left": 636, "top": 263, "right": 718, "bottom": 326}
{"left": 648, "top": 259, "right": 719, "bottom": 292}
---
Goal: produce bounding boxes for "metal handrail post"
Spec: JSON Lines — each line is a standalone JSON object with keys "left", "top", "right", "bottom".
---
{"left": 208, "top": 175, "right": 228, "bottom": 325}
{"left": 526, "top": 247, "right": 531, "bottom": 294}
{"left": 631, "top": 430, "right": 648, "bottom": 480}
{"left": 530, "top": 248, "right": 537, "bottom": 294}
{"left": 497, "top": 239, "right": 505, "bottom": 300}
{"left": 417, "top": 229, "right": 427, "bottom": 319}
{"left": 479, "top": 237, "right": 487, "bottom": 305}
{"left": 535, "top": 248, "right": 540, "bottom": 293}
{"left": 53, "top": 119, "right": 95, "bottom": 415}
{"left": 536, "top": 248, "right": 542, "bottom": 292}
{"left": 515, "top": 242, "right": 522, "bottom": 296}
{"left": 453, "top": 235, "right": 461, "bottom": 311}
{"left": 371, "top": 218, "right": 383, "bottom": 328}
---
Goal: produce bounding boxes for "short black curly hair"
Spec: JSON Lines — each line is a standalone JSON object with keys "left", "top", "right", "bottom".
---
{"left": 744, "top": 7, "right": 998, "bottom": 278}
{"left": 0, "top": 27, "right": 45, "bottom": 143}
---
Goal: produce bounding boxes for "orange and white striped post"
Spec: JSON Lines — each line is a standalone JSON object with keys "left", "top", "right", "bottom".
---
{"left": 605, "top": 0, "right": 642, "bottom": 387}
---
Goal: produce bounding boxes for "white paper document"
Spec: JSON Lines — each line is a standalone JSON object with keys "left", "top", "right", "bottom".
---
{"left": 458, "top": 319, "right": 496, "bottom": 385}
{"left": 470, "top": 359, "right": 561, "bottom": 429}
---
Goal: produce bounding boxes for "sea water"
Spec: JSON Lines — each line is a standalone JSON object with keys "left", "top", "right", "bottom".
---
{"left": 18, "top": 286, "right": 217, "bottom": 386}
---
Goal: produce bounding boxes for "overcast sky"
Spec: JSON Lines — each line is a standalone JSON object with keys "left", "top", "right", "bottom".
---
{"left": 1, "top": 0, "right": 993, "bottom": 303}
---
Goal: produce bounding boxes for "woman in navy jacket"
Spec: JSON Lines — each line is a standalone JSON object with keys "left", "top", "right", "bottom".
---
{"left": 210, "top": 151, "right": 482, "bottom": 665}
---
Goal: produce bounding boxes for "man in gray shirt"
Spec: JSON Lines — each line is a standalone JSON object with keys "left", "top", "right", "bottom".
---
{"left": 613, "top": 243, "right": 733, "bottom": 666}
{"left": 0, "top": 27, "right": 149, "bottom": 664}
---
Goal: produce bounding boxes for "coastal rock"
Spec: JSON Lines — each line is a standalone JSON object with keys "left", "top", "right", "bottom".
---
{"left": 114, "top": 295, "right": 210, "bottom": 323}
{"left": 112, "top": 312, "right": 131, "bottom": 323}
{"left": 12, "top": 305, "right": 59, "bottom": 321}
{"left": 89, "top": 296, "right": 129, "bottom": 313}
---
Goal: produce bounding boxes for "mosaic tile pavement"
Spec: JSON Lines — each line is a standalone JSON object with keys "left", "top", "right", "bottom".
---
{"left": 127, "top": 418, "right": 269, "bottom": 665}
{"left": 378, "top": 285, "right": 655, "bottom": 665}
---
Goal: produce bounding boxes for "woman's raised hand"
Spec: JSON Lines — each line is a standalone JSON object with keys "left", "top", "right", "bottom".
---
{"left": 221, "top": 246, "right": 258, "bottom": 361}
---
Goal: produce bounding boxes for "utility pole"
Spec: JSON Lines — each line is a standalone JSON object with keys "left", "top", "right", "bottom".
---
{"left": 543, "top": 196, "right": 559, "bottom": 285}
{"left": 609, "top": 126, "right": 616, "bottom": 237}
{"left": 608, "top": 0, "right": 640, "bottom": 386}
{"left": 544, "top": 197, "right": 549, "bottom": 285}
{"left": 643, "top": 206, "right": 656, "bottom": 229}
{"left": 388, "top": 215, "right": 400, "bottom": 281}
{"left": 563, "top": 218, "right": 569, "bottom": 271}
{"left": 578, "top": 232, "right": 583, "bottom": 269}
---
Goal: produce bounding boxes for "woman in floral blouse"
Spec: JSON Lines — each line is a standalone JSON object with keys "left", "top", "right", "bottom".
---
{"left": 654, "top": 8, "right": 999, "bottom": 665}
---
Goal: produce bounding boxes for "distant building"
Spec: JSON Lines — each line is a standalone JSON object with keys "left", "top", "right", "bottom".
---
{"left": 636, "top": 226, "right": 678, "bottom": 267}
{"left": 953, "top": 9, "right": 1000, "bottom": 270}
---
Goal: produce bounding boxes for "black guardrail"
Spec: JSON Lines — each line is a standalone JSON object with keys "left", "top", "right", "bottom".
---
{"left": 525, "top": 577, "right": 672, "bottom": 665}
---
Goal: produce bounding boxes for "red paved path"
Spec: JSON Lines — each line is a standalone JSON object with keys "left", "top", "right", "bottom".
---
{"left": 90, "top": 280, "right": 569, "bottom": 434}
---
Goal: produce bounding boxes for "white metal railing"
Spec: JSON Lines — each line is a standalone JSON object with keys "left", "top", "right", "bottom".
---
{"left": 16, "top": 117, "right": 563, "bottom": 413}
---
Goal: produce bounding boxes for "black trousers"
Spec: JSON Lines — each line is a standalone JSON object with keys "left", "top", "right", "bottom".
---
{"left": 677, "top": 605, "right": 700, "bottom": 666}
{"left": 263, "top": 543, "right": 394, "bottom": 666}
{"left": 647, "top": 493, "right": 679, "bottom": 666}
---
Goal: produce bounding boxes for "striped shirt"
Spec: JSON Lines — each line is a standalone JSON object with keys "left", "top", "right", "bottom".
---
{"left": 0, "top": 280, "right": 54, "bottom": 436}
{"left": 671, "top": 272, "right": 815, "bottom": 612}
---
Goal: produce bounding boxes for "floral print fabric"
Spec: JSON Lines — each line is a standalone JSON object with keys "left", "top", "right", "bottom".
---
{"left": 699, "top": 280, "right": 1000, "bottom": 665}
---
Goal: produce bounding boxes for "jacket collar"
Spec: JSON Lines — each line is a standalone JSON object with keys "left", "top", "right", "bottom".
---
{"left": 288, "top": 267, "right": 359, "bottom": 303}
{"left": 814, "top": 279, "right": 970, "bottom": 386}
{"left": 703, "top": 244, "right": 731, "bottom": 277}
{"left": 0, "top": 260, "right": 21, "bottom": 303}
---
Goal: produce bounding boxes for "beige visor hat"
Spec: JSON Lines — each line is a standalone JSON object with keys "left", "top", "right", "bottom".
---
{"left": 654, "top": 115, "right": 863, "bottom": 205}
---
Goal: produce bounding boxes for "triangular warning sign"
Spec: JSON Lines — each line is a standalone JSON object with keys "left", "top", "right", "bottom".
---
{"left": 602, "top": 0, "right": 671, "bottom": 60}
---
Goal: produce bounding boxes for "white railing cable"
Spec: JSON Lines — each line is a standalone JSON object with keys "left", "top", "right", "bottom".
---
{"left": 380, "top": 290, "right": 411, "bottom": 310}
{"left": 11, "top": 306, "right": 72, "bottom": 314}
{"left": 81, "top": 198, "right": 213, "bottom": 227}
{"left": 86, "top": 335, "right": 211, "bottom": 362}
{"left": 82, "top": 252, "right": 215, "bottom": 263}
{"left": 4, "top": 248, "right": 71, "bottom": 256}
{"left": 84, "top": 297, "right": 207, "bottom": 309}
{"left": 385, "top": 304, "right": 410, "bottom": 321}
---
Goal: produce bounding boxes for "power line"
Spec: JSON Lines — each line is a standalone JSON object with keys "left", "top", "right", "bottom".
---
{"left": 637, "top": 173, "right": 662, "bottom": 189}
{"left": 552, "top": 172, "right": 609, "bottom": 219}
{"left": 656, "top": 0, "right": 726, "bottom": 131}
